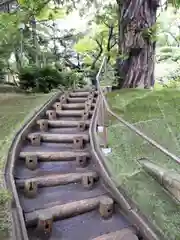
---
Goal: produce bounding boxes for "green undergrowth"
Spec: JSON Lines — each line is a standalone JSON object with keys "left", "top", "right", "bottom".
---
{"left": 0, "top": 92, "right": 54, "bottom": 238}
{"left": 106, "top": 88, "right": 180, "bottom": 239}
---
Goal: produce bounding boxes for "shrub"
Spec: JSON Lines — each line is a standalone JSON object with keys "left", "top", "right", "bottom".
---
{"left": 163, "top": 76, "right": 180, "bottom": 89}
{"left": 18, "top": 65, "right": 65, "bottom": 93}
{"left": 162, "top": 67, "right": 180, "bottom": 89}
{"left": 62, "top": 70, "right": 86, "bottom": 89}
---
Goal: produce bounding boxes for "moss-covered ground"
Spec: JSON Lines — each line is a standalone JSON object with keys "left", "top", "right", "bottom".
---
{"left": 106, "top": 89, "right": 180, "bottom": 239}
{"left": 0, "top": 92, "right": 53, "bottom": 238}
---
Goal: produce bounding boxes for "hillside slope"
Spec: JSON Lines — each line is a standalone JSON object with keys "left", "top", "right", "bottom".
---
{"left": 106, "top": 89, "right": 180, "bottom": 239}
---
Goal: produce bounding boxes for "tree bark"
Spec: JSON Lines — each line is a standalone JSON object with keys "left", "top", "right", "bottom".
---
{"left": 116, "top": 0, "right": 159, "bottom": 88}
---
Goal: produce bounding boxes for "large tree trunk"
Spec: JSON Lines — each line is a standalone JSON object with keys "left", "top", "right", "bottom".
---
{"left": 116, "top": 0, "right": 159, "bottom": 88}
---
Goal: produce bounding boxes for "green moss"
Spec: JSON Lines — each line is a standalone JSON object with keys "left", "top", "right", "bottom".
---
{"left": 142, "top": 23, "right": 159, "bottom": 43}
{"left": 106, "top": 88, "right": 180, "bottom": 239}
{"left": 0, "top": 92, "right": 54, "bottom": 237}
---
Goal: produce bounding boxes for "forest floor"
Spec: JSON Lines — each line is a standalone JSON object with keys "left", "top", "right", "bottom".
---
{"left": 0, "top": 92, "right": 53, "bottom": 238}
{"left": 106, "top": 88, "right": 180, "bottom": 239}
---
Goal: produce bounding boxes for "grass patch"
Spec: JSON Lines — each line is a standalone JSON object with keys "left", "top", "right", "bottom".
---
{"left": 106, "top": 88, "right": 180, "bottom": 239}
{"left": 0, "top": 92, "right": 54, "bottom": 238}
{"left": 0, "top": 84, "right": 23, "bottom": 93}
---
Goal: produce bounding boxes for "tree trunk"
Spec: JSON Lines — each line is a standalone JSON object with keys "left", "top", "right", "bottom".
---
{"left": 14, "top": 48, "right": 21, "bottom": 71}
{"left": 116, "top": 0, "right": 159, "bottom": 88}
{"left": 31, "top": 16, "right": 39, "bottom": 66}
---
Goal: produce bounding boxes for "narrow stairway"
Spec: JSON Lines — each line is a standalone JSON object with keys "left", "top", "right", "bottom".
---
{"left": 14, "top": 88, "right": 139, "bottom": 240}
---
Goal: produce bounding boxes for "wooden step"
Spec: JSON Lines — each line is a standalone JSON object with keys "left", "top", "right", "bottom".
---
{"left": 52, "top": 102, "right": 93, "bottom": 111}
{"left": 69, "top": 92, "right": 91, "bottom": 97}
{"left": 37, "top": 119, "right": 88, "bottom": 132}
{"left": 20, "top": 151, "right": 90, "bottom": 170}
{"left": 56, "top": 110, "right": 93, "bottom": 117}
{"left": 63, "top": 103, "right": 95, "bottom": 110}
{"left": 60, "top": 103, "right": 86, "bottom": 110}
{"left": 25, "top": 195, "right": 113, "bottom": 227}
{"left": 61, "top": 103, "right": 95, "bottom": 110}
{"left": 67, "top": 97, "right": 89, "bottom": 103}
{"left": 92, "top": 228, "right": 138, "bottom": 240}
{"left": 48, "top": 120, "right": 90, "bottom": 128}
{"left": 20, "top": 150, "right": 90, "bottom": 161}
{"left": 28, "top": 132, "right": 89, "bottom": 144}
{"left": 73, "top": 87, "right": 95, "bottom": 92}
{"left": 16, "top": 171, "right": 98, "bottom": 188}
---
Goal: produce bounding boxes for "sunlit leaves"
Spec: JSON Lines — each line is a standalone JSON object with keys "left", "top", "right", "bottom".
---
{"left": 84, "top": 55, "right": 93, "bottom": 64}
{"left": 0, "top": 12, "right": 24, "bottom": 46}
{"left": 168, "top": 0, "right": 180, "bottom": 8}
{"left": 95, "top": 3, "right": 117, "bottom": 26}
{"left": 37, "top": 6, "right": 65, "bottom": 20}
{"left": 18, "top": 0, "right": 66, "bottom": 20}
{"left": 74, "top": 36, "right": 97, "bottom": 53}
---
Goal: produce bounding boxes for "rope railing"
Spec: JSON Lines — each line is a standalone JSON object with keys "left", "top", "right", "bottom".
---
{"left": 95, "top": 56, "right": 180, "bottom": 164}
{"left": 94, "top": 56, "right": 180, "bottom": 239}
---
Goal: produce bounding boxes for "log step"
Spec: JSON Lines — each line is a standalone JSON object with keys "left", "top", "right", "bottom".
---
{"left": 55, "top": 103, "right": 86, "bottom": 110}
{"left": 20, "top": 150, "right": 90, "bottom": 161}
{"left": 48, "top": 120, "right": 90, "bottom": 128}
{"left": 73, "top": 87, "right": 95, "bottom": 92}
{"left": 56, "top": 110, "right": 93, "bottom": 117}
{"left": 67, "top": 97, "right": 90, "bottom": 103}
{"left": 37, "top": 119, "right": 88, "bottom": 132}
{"left": 37, "top": 119, "right": 90, "bottom": 130}
{"left": 92, "top": 228, "right": 138, "bottom": 240}
{"left": 28, "top": 132, "right": 89, "bottom": 143}
{"left": 54, "top": 103, "right": 95, "bottom": 110}
{"left": 25, "top": 195, "right": 113, "bottom": 227}
{"left": 69, "top": 92, "right": 91, "bottom": 97}
{"left": 13, "top": 88, "right": 141, "bottom": 239}
{"left": 16, "top": 171, "right": 99, "bottom": 188}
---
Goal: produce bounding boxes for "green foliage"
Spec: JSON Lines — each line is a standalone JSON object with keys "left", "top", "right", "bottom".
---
{"left": 160, "top": 47, "right": 173, "bottom": 53}
{"left": 142, "top": 23, "right": 159, "bottom": 43}
{"left": 0, "top": 189, "right": 11, "bottom": 205}
{"left": 62, "top": 70, "right": 86, "bottom": 88}
{"left": 18, "top": 65, "right": 65, "bottom": 93}
{"left": 168, "top": 0, "right": 180, "bottom": 8}
{"left": 162, "top": 67, "right": 180, "bottom": 88}
{"left": 18, "top": 65, "right": 85, "bottom": 93}
{"left": 163, "top": 79, "right": 180, "bottom": 88}
{"left": 157, "top": 6, "right": 180, "bottom": 48}
{"left": 157, "top": 46, "right": 180, "bottom": 62}
{"left": 74, "top": 3, "right": 118, "bottom": 68}
{"left": 158, "top": 52, "right": 172, "bottom": 61}
{"left": 74, "top": 37, "right": 97, "bottom": 55}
